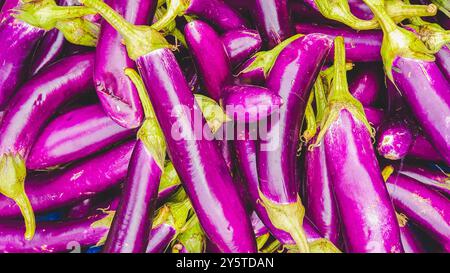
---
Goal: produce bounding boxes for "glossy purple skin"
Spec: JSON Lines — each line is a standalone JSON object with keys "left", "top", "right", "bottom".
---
{"left": 408, "top": 134, "right": 443, "bottom": 162}
{"left": 258, "top": 34, "right": 331, "bottom": 204}
{"left": 146, "top": 223, "right": 176, "bottom": 253}
{"left": 222, "top": 84, "right": 282, "bottom": 123}
{"left": 349, "top": 65, "right": 381, "bottom": 106}
{"left": 187, "top": 0, "right": 248, "bottom": 32}
{"left": 27, "top": 105, "right": 134, "bottom": 170}
{"left": 137, "top": 48, "right": 256, "bottom": 253}
{"left": 251, "top": 0, "right": 293, "bottom": 48}
{"left": 364, "top": 106, "right": 384, "bottom": 128}
{"left": 250, "top": 211, "right": 269, "bottom": 237}
{"left": 400, "top": 222, "right": 426, "bottom": 253}
{"left": 0, "top": 9, "right": 45, "bottom": 109}
{"left": 0, "top": 141, "right": 135, "bottom": 217}
{"left": 295, "top": 23, "right": 382, "bottom": 62}
{"left": 436, "top": 46, "right": 450, "bottom": 82}
{"left": 0, "top": 53, "right": 94, "bottom": 159}
{"left": 395, "top": 164, "right": 450, "bottom": 196}
{"left": 221, "top": 29, "right": 262, "bottom": 67}
{"left": 386, "top": 173, "right": 450, "bottom": 251}
{"left": 104, "top": 141, "right": 162, "bottom": 253}
{"left": 185, "top": 20, "right": 232, "bottom": 101}
{"left": 348, "top": 0, "right": 374, "bottom": 20}
{"left": 237, "top": 56, "right": 266, "bottom": 85}
{"left": 324, "top": 110, "right": 403, "bottom": 253}
{"left": 95, "top": 0, "right": 156, "bottom": 129}
{"left": 391, "top": 57, "right": 450, "bottom": 165}
{"left": 377, "top": 118, "right": 415, "bottom": 160}
{"left": 0, "top": 212, "right": 111, "bottom": 253}
{"left": 305, "top": 134, "right": 340, "bottom": 245}
{"left": 30, "top": 29, "right": 66, "bottom": 77}
{"left": 67, "top": 198, "right": 94, "bottom": 220}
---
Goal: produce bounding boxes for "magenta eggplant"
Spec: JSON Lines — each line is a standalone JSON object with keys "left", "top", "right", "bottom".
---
{"left": 221, "top": 29, "right": 262, "bottom": 68}
{"left": 251, "top": 0, "right": 293, "bottom": 48}
{"left": 0, "top": 140, "right": 135, "bottom": 218}
{"left": 222, "top": 84, "right": 282, "bottom": 123}
{"left": 436, "top": 46, "right": 450, "bottom": 81}
{"left": 145, "top": 223, "right": 176, "bottom": 253}
{"left": 27, "top": 105, "right": 134, "bottom": 170}
{"left": 185, "top": 20, "right": 232, "bottom": 101}
{"left": 94, "top": 0, "right": 156, "bottom": 129}
{"left": 408, "top": 133, "right": 443, "bottom": 162}
{"left": 376, "top": 116, "right": 416, "bottom": 160}
{"left": 348, "top": 64, "right": 381, "bottom": 106}
{"left": 295, "top": 23, "right": 382, "bottom": 62}
{"left": 399, "top": 218, "right": 426, "bottom": 253}
{"left": 386, "top": 172, "right": 450, "bottom": 251}
{"left": 30, "top": 29, "right": 66, "bottom": 77}
{"left": 0, "top": 211, "right": 113, "bottom": 253}
{"left": 394, "top": 164, "right": 450, "bottom": 196}
{"left": 364, "top": 106, "right": 384, "bottom": 128}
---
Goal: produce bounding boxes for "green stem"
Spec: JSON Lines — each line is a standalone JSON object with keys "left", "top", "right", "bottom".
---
{"left": 175, "top": 215, "right": 205, "bottom": 253}
{"left": 386, "top": 0, "right": 437, "bottom": 23}
{"left": 151, "top": 0, "right": 190, "bottom": 31}
{"left": 301, "top": 92, "right": 317, "bottom": 143}
{"left": 314, "top": 76, "right": 327, "bottom": 124}
{"left": 80, "top": 0, "right": 170, "bottom": 60}
{"left": 431, "top": 0, "right": 450, "bottom": 17}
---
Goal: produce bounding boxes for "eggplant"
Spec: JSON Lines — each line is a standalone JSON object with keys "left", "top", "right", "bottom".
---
{"left": 362, "top": 0, "right": 450, "bottom": 166}
{"left": 27, "top": 105, "right": 134, "bottom": 170}
{"left": 376, "top": 115, "right": 416, "bottom": 160}
{"left": 221, "top": 29, "right": 262, "bottom": 68}
{"left": 152, "top": 0, "right": 248, "bottom": 32}
{"left": 397, "top": 213, "right": 426, "bottom": 253}
{"left": 364, "top": 106, "right": 384, "bottom": 128}
{"left": 185, "top": 20, "right": 232, "bottom": 101}
{"left": 0, "top": 52, "right": 94, "bottom": 239}
{"left": 436, "top": 45, "right": 450, "bottom": 81}
{"left": 393, "top": 164, "right": 450, "bottom": 196}
{"left": 94, "top": 0, "right": 157, "bottom": 129}
{"left": 0, "top": 210, "right": 113, "bottom": 253}
{"left": 81, "top": 0, "right": 256, "bottom": 253}
{"left": 295, "top": 23, "right": 382, "bottom": 62}
{"left": 348, "top": 64, "right": 382, "bottom": 106}
{"left": 222, "top": 84, "right": 283, "bottom": 123}
{"left": 384, "top": 167, "right": 450, "bottom": 251}
{"left": 250, "top": 0, "right": 293, "bottom": 48}
{"left": 408, "top": 133, "right": 443, "bottom": 162}
{"left": 312, "top": 37, "right": 403, "bottom": 253}
{"left": 103, "top": 69, "right": 165, "bottom": 253}
{"left": 255, "top": 34, "right": 332, "bottom": 252}
{"left": 30, "top": 29, "right": 65, "bottom": 77}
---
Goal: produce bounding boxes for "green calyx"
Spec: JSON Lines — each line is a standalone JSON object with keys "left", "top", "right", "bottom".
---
{"left": 311, "top": 37, "right": 373, "bottom": 150}
{"left": 125, "top": 68, "right": 166, "bottom": 170}
{"left": 258, "top": 191, "right": 310, "bottom": 253}
{"left": 238, "top": 34, "right": 303, "bottom": 78}
{"left": 174, "top": 215, "right": 206, "bottom": 253}
{"left": 151, "top": 0, "right": 190, "bottom": 32}
{"left": 153, "top": 198, "right": 192, "bottom": 237}
{"left": 80, "top": 0, "right": 172, "bottom": 60}
{"left": 55, "top": 18, "right": 99, "bottom": 47}
{"left": 195, "top": 94, "right": 230, "bottom": 134}
{"left": 385, "top": 0, "right": 437, "bottom": 25}
{"left": 407, "top": 16, "right": 450, "bottom": 53}
{"left": 154, "top": 6, "right": 187, "bottom": 47}
{"left": 362, "top": 0, "right": 435, "bottom": 82}
{"left": 0, "top": 154, "right": 35, "bottom": 240}
{"left": 159, "top": 162, "right": 181, "bottom": 193}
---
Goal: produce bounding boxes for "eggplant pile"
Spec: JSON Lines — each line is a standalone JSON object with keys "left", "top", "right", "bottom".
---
{"left": 0, "top": 0, "right": 448, "bottom": 253}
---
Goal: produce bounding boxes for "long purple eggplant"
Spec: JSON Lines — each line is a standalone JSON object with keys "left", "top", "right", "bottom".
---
{"left": 408, "top": 133, "right": 443, "bottom": 161}
{"left": 312, "top": 37, "right": 403, "bottom": 253}
{"left": 221, "top": 29, "right": 262, "bottom": 68}
{"left": 81, "top": 0, "right": 256, "bottom": 253}
{"left": 103, "top": 69, "right": 165, "bottom": 253}
{"left": 393, "top": 164, "right": 450, "bottom": 196}
{"left": 0, "top": 52, "right": 94, "bottom": 239}
{"left": 185, "top": 20, "right": 232, "bottom": 101}
{"left": 255, "top": 34, "right": 331, "bottom": 252}
{"left": 27, "top": 104, "right": 134, "bottom": 170}
{"left": 151, "top": 0, "right": 248, "bottom": 32}
{"left": 94, "top": 0, "right": 156, "bottom": 129}
{"left": 0, "top": 140, "right": 135, "bottom": 218}
{"left": 363, "top": 0, "right": 450, "bottom": 166}
{"left": 295, "top": 23, "right": 382, "bottom": 62}
{"left": 30, "top": 29, "right": 65, "bottom": 77}
{"left": 250, "top": 0, "right": 293, "bottom": 48}
{"left": 384, "top": 166, "right": 450, "bottom": 251}
{"left": 364, "top": 106, "right": 384, "bottom": 128}
{"left": 0, "top": 210, "right": 113, "bottom": 253}
{"left": 348, "top": 64, "right": 381, "bottom": 106}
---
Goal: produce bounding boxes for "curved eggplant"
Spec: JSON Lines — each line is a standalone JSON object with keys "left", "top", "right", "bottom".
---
{"left": 349, "top": 64, "right": 382, "bottom": 106}
{"left": 221, "top": 29, "right": 262, "bottom": 68}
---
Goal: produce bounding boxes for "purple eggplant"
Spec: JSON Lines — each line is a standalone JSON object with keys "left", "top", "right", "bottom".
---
{"left": 376, "top": 115, "right": 416, "bottom": 160}
{"left": 0, "top": 52, "right": 94, "bottom": 239}
{"left": 221, "top": 29, "right": 262, "bottom": 68}
{"left": 81, "top": 0, "right": 256, "bottom": 253}
{"left": 408, "top": 133, "right": 443, "bottom": 161}
{"left": 312, "top": 37, "right": 403, "bottom": 253}
{"left": 364, "top": 106, "right": 384, "bottom": 128}
{"left": 222, "top": 84, "right": 283, "bottom": 123}
{"left": 30, "top": 29, "right": 65, "bottom": 77}
{"left": 256, "top": 34, "right": 332, "bottom": 252}
{"left": 103, "top": 69, "right": 166, "bottom": 253}
{"left": 94, "top": 0, "right": 156, "bottom": 129}
{"left": 393, "top": 164, "right": 450, "bottom": 196}
{"left": 0, "top": 140, "right": 135, "bottom": 218}
{"left": 384, "top": 167, "right": 450, "bottom": 251}
{"left": 397, "top": 213, "right": 426, "bottom": 253}
{"left": 363, "top": 0, "right": 450, "bottom": 166}
{"left": 0, "top": 210, "right": 113, "bottom": 253}
{"left": 250, "top": 0, "right": 293, "bottom": 48}
{"left": 349, "top": 64, "right": 382, "bottom": 106}
{"left": 295, "top": 23, "right": 382, "bottom": 62}
{"left": 436, "top": 45, "right": 450, "bottom": 81}
{"left": 27, "top": 105, "right": 134, "bottom": 170}
{"left": 185, "top": 20, "right": 232, "bottom": 101}
{"left": 152, "top": 0, "right": 248, "bottom": 32}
